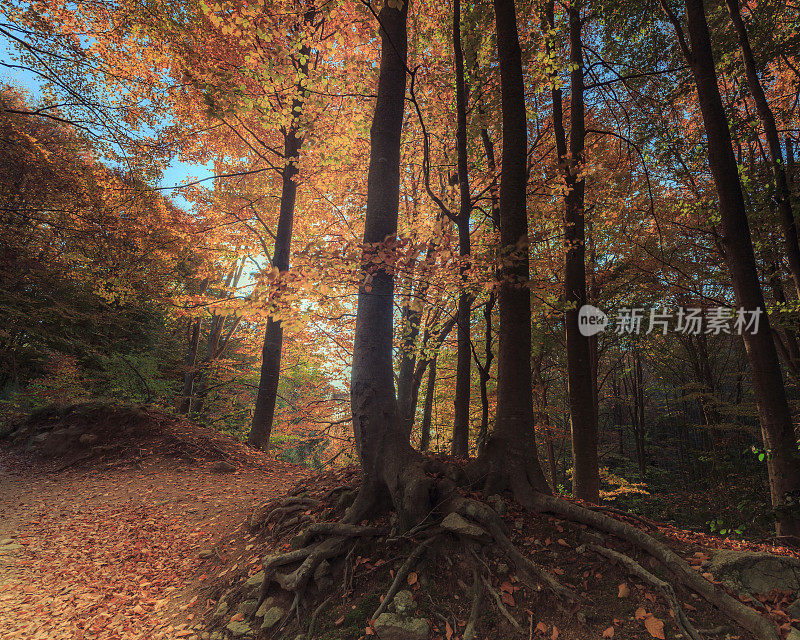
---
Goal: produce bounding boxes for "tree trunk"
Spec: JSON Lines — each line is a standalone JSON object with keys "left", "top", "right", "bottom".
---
{"left": 420, "top": 356, "right": 437, "bottom": 452}
{"left": 678, "top": 0, "right": 800, "bottom": 536}
{"left": 452, "top": 0, "right": 473, "bottom": 458}
{"left": 248, "top": 19, "right": 313, "bottom": 450}
{"left": 726, "top": 0, "right": 800, "bottom": 298}
{"left": 348, "top": 0, "right": 426, "bottom": 526}
{"left": 548, "top": 0, "right": 599, "bottom": 503}
{"left": 177, "top": 318, "right": 201, "bottom": 415}
{"left": 481, "top": 0, "right": 550, "bottom": 500}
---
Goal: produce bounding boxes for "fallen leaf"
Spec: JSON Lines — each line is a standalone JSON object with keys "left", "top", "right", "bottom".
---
{"left": 603, "top": 626, "right": 615, "bottom": 638}
{"left": 644, "top": 615, "right": 665, "bottom": 639}
{"left": 536, "top": 621, "right": 548, "bottom": 634}
{"left": 407, "top": 572, "right": 418, "bottom": 586}
{"left": 618, "top": 583, "right": 630, "bottom": 598}
{"left": 502, "top": 591, "right": 516, "bottom": 607}
{"left": 501, "top": 581, "right": 514, "bottom": 593}
{"left": 635, "top": 607, "right": 648, "bottom": 620}
{"left": 445, "top": 621, "right": 453, "bottom": 639}
{"left": 551, "top": 625, "right": 559, "bottom": 640}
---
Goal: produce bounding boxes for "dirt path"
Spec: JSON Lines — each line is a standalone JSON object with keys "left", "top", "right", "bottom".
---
{"left": 0, "top": 448, "right": 308, "bottom": 640}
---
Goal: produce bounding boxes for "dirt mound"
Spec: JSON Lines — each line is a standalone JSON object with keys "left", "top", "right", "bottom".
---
{"left": 1, "top": 400, "right": 267, "bottom": 471}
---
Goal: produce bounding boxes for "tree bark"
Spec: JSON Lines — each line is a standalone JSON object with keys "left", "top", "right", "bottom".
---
{"left": 248, "top": 16, "right": 313, "bottom": 450}
{"left": 673, "top": 0, "right": 800, "bottom": 536}
{"left": 348, "top": 0, "right": 424, "bottom": 525}
{"left": 726, "top": 0, "right": 800, "bottom": 298}
{"left": 482, "top": 0, "right": 550, "bottom": 500}
{"left": 420, "top": 356, "right": 437, "bottom": 452}
{"left": 452, "top": 0, "right": 473, "bottom": 458}
{"left": 177, "top": 318, "right": 201, "bottom": 415}
{"left": 549, "top": 0, "right": 599, "bottom": 503}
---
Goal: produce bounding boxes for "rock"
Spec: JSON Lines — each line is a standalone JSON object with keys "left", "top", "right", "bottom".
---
{"left": 198, "top": 549, "right": 213, "bottom": 559}
{"left": 225, "top": 619, "right": 251, "bottom": 637}
{"left": 200, "top": 633, "right": 210, "bottom": 640}
{"left": 78, "top": 433, "right": 98, "bottom": 446}
{"left": 238, "top": 599, "right": 259, "bottom": 617}
{"left": 212, "top": 600, "right": 229, "bottom": 620}
{"left": 337, "top": 489, "right": 356, "bottom": 510}
{"left": 260, "top": 606, "right": 284, "bottom": 630}
{"left": 487, "top": 495, "right": 507, "bottom": 517}
{"left": 391, "top": 590, "right": 416, "bottom": 616}
{"left": 246, "top": 570, "right": 265, "bottom": 587}
{"left": 212, "top": 460, "right": 236, "bottom": 473}
{"left": 313, "top": 560, "right": 334, "bottom": 591}
{"left": 441, "top": 513, "right": 489, "bottom": 540}
{"left": 707, "top": 550, "right": 800, "bottom": 595}
{"left": 255, "top": 597, "right": 277, "bottom": 618}
{"left": 373, "top": 613, "right": 430, "bottom": 640}
{"left": 0, "top": 539, "right": 15, "bottom": 546}
{"left": 787, "top": 628, "right": 800, "bottom": 640}
{"left": 789, "top": 599, "right": 800, "bottom": 620}
{"left": 496, "top": 562, "right": 510, "bottom": 575}
{"left": 514, "top": 518, "right": 525, "bottom": 531}
{"left": 210, "top": 633, "right": 223, "bottom": 640}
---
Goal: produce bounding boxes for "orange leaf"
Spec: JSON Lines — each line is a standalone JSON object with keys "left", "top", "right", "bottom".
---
{"left": 334, "top": 616, "right": 345, "bottom": 626}
{"left": 501, "top": 581, "right": 514, "bottom": 594}
{"left": 536, "top": 621, "right": 548, "bottom": 634}
{"left": 551, "top": 625, "right": 560, "bottom": 640}
{"left": 618, "top": 583, "right": 630, "bottom": 598}
{"left": 407, "top": 572, "right": 418, "bottom": 586}
{"left": 603, "top": 626, "right": 615, "bottom": 638}
{"left": 644, "top": 616, "right": 665, "bottom": 639}
{"left": 445, "top": 621, "right": 453, "bottom": 639}
{"left": 635, "top": 607, "right": 648, "bottom": 620}
{"left": 502, "top": 591, "right": 516, "bottom": 607}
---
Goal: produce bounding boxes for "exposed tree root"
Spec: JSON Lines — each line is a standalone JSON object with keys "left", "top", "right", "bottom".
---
{"left": 462, "top": 560, "right": 484, "bottom": 640}
{"left": 372, "top": 531, "right": 443, "bottom": 619}
{"left": 480, "top": 571, "right": 524, "bottom": 633}
{"left": 243, "top": 463, "right": 780, "bottom": 640}
{"left": 584, "top": 543, "right": 703, "bottom": 640}
{"left": 532, "top": 493, "right": 779, "bottom": 640}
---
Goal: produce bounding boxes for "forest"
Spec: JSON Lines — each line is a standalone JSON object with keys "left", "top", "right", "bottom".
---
{"left": 2, "top": 0, "right": 800, "bottom": 639}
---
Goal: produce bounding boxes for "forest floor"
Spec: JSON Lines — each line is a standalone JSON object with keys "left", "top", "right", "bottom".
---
{"left": 0, "top": 437, "right": 309, "bottom": 640}
{"left": 2, "top": 404, "right": 800, "bottom": 640}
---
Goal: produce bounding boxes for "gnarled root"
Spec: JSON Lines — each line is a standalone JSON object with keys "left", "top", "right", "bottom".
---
{"left": 532, "top": 493, "right": 779, "bottom": 640}
{"left": 583, "top": 543, "right": 703, "bottom": 640}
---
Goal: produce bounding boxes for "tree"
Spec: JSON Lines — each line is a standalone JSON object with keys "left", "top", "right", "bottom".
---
{"left": 248, "top": 7, "right": 318, "bottom": 450}
{"left": 659, "top": 0, "right": 800, "bottom": 536}
{"left": 546, "top": 0, "right": 600, "bottom": 503}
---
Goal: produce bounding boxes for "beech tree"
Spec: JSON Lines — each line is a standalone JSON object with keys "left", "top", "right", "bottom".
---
{"left": 659, "top": 0, "right": 800, "bottom": 537}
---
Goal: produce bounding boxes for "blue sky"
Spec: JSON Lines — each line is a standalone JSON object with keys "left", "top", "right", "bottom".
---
{"left": 1, "top": 35, "right": 212, "bottom": 211}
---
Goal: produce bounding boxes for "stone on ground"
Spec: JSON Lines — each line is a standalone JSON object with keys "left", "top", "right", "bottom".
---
{"left": 708, "top": 549, "right": 800, "bottom": 595}
{"left": 373, "top": 613, "right": 429, "bottom": 640}
{"left": 441, "top": 512, "right": 488, "bottom": 539}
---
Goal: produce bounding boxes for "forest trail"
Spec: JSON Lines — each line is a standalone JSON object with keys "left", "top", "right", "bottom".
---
{"left": 0, "top": 447, "right": 309, "bottom": 640}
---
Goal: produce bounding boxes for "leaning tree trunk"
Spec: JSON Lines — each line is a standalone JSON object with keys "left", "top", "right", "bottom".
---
{"left": 726, "top": 0, "right": 800, "bottom": 298}
{"left": 676, "top": 0, "right": 800, "bottom": 536}
{"left": 248, "top": 20, "right": 313, "bottom": 450}
{"left": 452, "top": 0, "right": 473, "bottom": 458}
{"left": 548, "top": 0, "right": 599, "bottom": 503}
{"left": 480, "top": 0, "right": 550, "bottom": 501}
